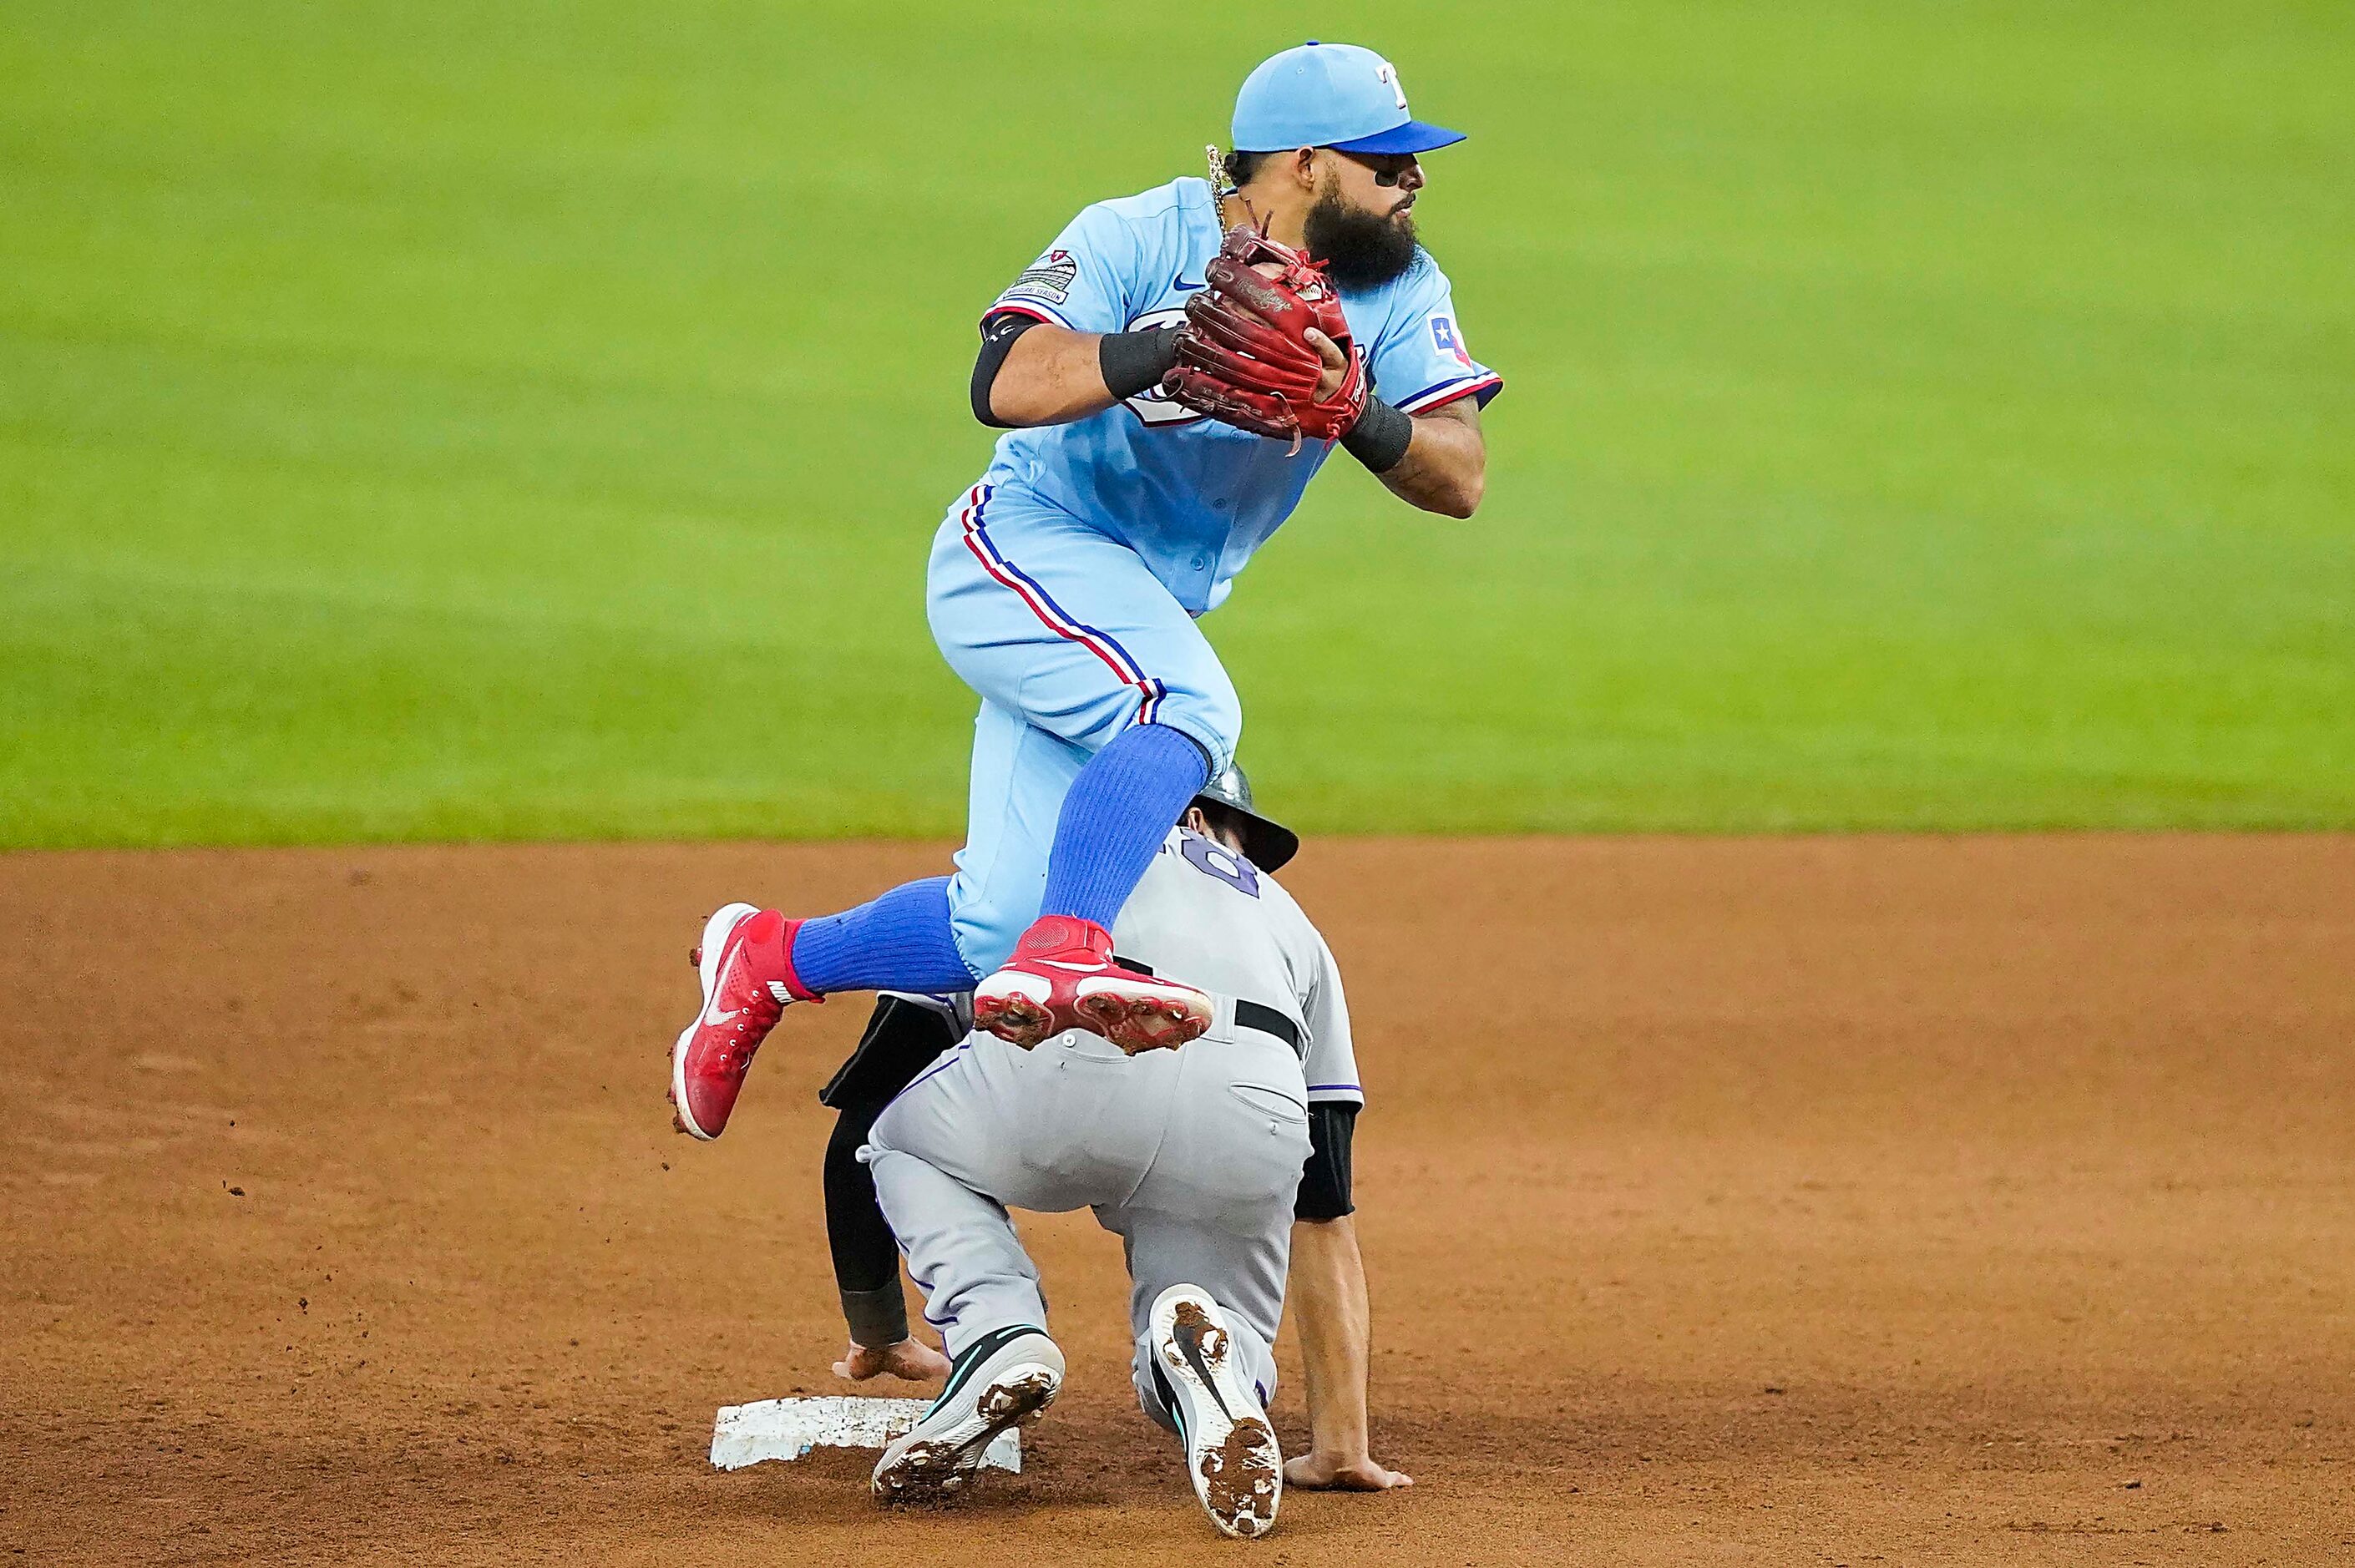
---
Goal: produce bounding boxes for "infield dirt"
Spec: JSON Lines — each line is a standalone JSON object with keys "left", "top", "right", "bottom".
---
{"left": 6, "top": 837, "right": 2351, "bottom": 1565}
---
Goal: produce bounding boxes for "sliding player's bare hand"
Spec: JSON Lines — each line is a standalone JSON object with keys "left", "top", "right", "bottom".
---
{"left": 832, "top": 1337, "right": 951, "bottom": 1383}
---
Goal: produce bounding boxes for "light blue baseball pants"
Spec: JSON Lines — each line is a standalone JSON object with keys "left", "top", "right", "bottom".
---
{"left": 927, "top": 481, "right": 1242, "bottom": 974}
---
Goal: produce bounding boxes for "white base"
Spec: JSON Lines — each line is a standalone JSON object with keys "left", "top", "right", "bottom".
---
{"left": 710, "top": 1396, "right": 1022, "bottom": 1474}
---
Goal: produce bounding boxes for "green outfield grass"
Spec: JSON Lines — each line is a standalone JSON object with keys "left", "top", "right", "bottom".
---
{"left": 3, "top": 2, "right": 2348, "bottom": 846}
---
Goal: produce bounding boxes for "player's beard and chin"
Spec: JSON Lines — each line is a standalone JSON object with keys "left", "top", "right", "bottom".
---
{"left": 1302, "top": 180, "right": 1420, "bottom": 292}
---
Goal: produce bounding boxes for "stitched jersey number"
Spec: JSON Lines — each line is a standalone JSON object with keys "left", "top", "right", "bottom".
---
{"left": 1180, "top": 834, "right": 1260, "bottom": 898}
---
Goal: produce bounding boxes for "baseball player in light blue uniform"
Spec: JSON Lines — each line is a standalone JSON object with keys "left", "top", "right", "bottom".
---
{"left": 669, "top": 42, "right": 1499, "bottom": 1141}
{"left": 939, "top": 131, "right": 1502, "bottom": 964}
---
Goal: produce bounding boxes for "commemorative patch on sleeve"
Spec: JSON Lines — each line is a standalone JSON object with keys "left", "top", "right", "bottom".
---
{"left": 1000, "top": 248, "right": 1079, "bottom": 306}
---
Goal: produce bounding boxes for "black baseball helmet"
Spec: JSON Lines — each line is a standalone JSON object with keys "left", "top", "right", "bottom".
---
{"left": 1190, "top": 762, "right": 1299, "bottom": 872}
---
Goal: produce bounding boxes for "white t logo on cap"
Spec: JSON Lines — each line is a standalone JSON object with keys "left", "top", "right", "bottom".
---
{"left": 1375, "top": 60, "right": 1408, "bottom": 111}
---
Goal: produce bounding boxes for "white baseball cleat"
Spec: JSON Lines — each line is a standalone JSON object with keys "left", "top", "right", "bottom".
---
{"left": 872, "top": 1324, "right": 1064, "bottom": 1507}
{"left": 1151, "top": 1283, "right": 1282, "bottom": 1538}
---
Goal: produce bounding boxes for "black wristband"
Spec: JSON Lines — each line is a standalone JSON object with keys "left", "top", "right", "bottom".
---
{"left": 1099, "top": 327, "right": 1183, "bottom": 401}
{"left": 1340, "top": 397, "right": 1414, "bottom": 473}
{"left": 840, "top": 1283, "right": 911, "bottom": 1349}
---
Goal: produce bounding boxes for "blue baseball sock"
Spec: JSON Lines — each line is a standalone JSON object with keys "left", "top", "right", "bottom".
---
{"left": 1038, "top": 722, "right": 1213, "bottom": 930}
{"left": 791, "top": 876, "right": 979, "bottom": 997}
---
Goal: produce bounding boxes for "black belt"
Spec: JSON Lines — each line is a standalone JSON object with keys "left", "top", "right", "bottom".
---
{"left": 1115, "top": 956, "right": 1300, "bottom": 1056}
{"left": 1233, "top": 999, "right": 1303, "bottom": 1055}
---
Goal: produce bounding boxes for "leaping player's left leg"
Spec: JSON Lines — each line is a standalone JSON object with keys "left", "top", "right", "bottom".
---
{"left": 975, "top": 721, "right": 1217, "bottom": 1050}
{"left": 933, "top": 489, "right": 1241, "bottom": 1053}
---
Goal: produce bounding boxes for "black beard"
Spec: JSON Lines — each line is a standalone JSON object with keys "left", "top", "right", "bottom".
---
{"left": 1302, "top": 189, "right": 1419, "bottom": 291}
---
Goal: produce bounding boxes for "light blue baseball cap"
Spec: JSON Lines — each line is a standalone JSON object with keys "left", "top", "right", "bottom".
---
{"left": 1232, "top": 41, "right": 1466, "bottom": 155}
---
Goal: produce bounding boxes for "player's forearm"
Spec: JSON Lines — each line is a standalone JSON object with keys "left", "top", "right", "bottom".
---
{"left": 985, "top": 324, "right": 1119, "bottom": 425}
{"left": 823, "top": 1108, "right": 910, "bottom": 1346}
{"left": 1374, "top": 402, "right": 1486, "bottom": 518}
{"left": 1291, "top": 1214, "right": 1375, "bottom": 1461}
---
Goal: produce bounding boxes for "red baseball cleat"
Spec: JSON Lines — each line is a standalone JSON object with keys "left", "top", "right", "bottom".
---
{"left": 669, "top": 903, "right": 816, "bottom": 1141}
{"left": 971, "top": 915, "right": 1211, "bottom": 1054}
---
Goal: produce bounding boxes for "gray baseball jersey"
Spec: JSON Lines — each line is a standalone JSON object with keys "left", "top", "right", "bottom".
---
{"left": 1106, "top": 824, "right": 1361, "bottom": 1110}
{"left": 864, "top": 825, "right": 1358, "bottom": 1424}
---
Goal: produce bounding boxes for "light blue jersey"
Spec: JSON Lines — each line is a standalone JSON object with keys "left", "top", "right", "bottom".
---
{"left": 924, "top": 175, "right": 1498, "bottom": 974}
{"left": 982, "top": 177, "right": 1502, "bottom": 615}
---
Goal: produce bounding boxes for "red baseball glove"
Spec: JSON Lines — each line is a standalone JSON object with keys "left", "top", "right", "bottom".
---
{"left": 1162, "top": 225, "right": 1368, "bottom": 452}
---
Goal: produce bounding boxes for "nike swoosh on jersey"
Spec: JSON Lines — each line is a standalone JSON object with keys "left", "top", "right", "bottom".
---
{"left": 1171, "top": 273, "right": 1205, "bottom": 292}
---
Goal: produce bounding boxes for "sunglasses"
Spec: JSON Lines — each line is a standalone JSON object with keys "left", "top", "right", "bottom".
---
{"left": 1327, "top": 149, "right": 1418, "bottom": 187}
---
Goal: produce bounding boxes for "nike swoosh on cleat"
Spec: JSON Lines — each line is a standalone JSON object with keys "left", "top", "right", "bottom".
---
{"left": 1179, "top": 1330, "right": 1237, "bottom": 1420}
{"left": 700, "top": 936, "right": 744, "bottom": 1026}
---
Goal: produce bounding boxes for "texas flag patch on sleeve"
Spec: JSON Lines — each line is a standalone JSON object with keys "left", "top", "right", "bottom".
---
{"left": 1430, "top": 314, "right": 1473, "bottom": 367}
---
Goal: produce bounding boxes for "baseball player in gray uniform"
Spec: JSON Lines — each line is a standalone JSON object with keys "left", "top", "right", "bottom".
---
{"left": 848, "top": 770, "right": 1386, "bottom": 1537}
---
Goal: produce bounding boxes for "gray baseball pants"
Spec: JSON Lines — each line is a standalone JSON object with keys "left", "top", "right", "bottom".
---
{"left": 865, "top": 1024, "right": 1311, "bottom": 1426}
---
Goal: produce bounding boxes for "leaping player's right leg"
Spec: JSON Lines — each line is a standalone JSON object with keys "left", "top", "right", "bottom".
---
{"left": 669, "top": 878, "right": 978, "bottom": 1140}
{"left": 671, "top": 483, "right": 1242, "bottom": 1136}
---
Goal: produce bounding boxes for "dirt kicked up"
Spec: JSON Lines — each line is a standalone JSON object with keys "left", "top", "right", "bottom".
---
{"left": 5, "top": 837, "right": 2352, "bottom": 1565}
